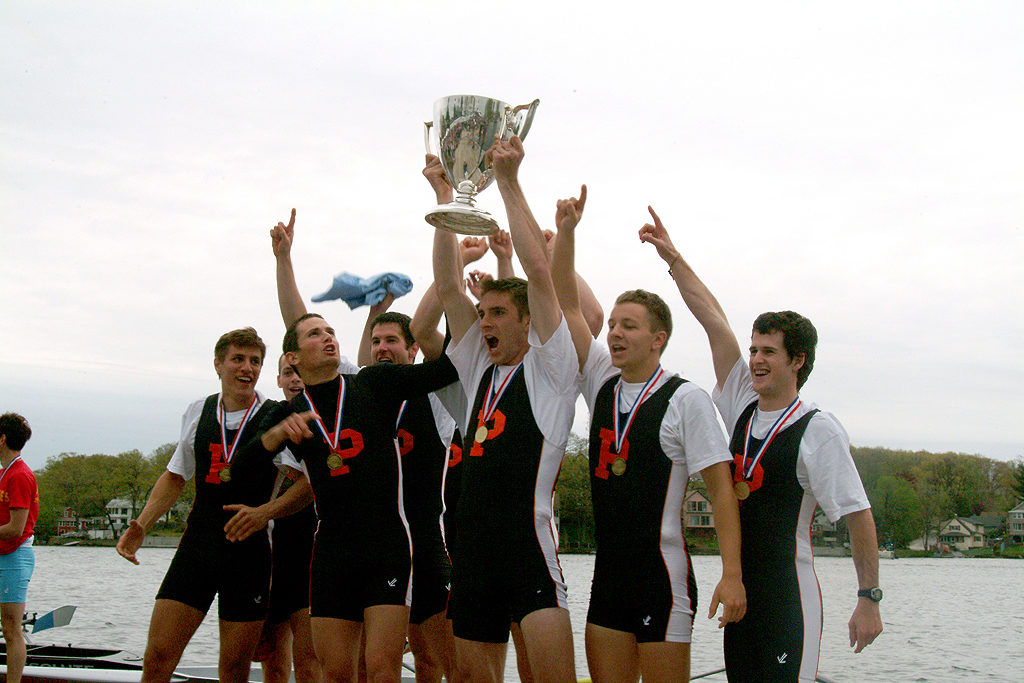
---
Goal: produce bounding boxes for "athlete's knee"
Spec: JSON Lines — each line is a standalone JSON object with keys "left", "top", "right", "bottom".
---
{"left": 364, "top": 654, "right": 402, "bottom": 683}
{"left": 261, "top": 658, "right": 291, "bottom": 683}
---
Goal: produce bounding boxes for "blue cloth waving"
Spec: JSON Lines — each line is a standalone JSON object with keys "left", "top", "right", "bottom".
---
{"left": 311, "top": 272, "right": 414, "bottom": 309}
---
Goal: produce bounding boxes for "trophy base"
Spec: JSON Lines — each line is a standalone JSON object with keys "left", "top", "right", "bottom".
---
{"left": 425, "top": 204, "right": 499, "bottom": 236}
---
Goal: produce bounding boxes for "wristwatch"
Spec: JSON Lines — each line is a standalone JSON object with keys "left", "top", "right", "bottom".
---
{"left": 857, "top": 587, "right": 883, "bottom": 602}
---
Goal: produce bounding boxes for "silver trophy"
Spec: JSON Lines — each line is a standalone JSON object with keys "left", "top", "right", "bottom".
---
{"left": 424, "top": 94, "right": 539, "bottom": 235}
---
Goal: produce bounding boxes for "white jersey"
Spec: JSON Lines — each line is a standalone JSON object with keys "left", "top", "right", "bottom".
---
{"left": 713, "top": 357, "right": 869, "bottom": 522}
{"left": 579, "top": 338, "right": 733, "bottom": 478}
{"left": 168, "top": 391, "right": 299, "bottom": 481}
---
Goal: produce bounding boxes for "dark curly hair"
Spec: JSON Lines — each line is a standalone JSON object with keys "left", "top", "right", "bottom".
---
{"left": 752, "top": 311, "right": 817, "bottom": 388}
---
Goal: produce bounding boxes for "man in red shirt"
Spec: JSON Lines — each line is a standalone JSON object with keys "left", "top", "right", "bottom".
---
{"left": 0, "top": 412, "right": 39, "bottom": 683}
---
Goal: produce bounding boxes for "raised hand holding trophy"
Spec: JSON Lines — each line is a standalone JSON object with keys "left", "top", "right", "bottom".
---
{"left": 424, "top": 94, "right": 539, "bottom": 235}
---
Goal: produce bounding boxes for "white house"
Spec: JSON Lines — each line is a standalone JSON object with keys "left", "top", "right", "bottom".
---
{"left": 684, "top": 489, "right": 714, "bottom": 530}
{"left": 105, "top": 498, "right": 135, "bottom": 534}
{"left": 936, "top": 516, "right": 987, "bottom": 552}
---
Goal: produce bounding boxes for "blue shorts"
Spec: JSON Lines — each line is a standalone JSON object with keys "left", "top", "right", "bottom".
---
{"left": 0, "top": 540, "right": 35, "bottom": 604}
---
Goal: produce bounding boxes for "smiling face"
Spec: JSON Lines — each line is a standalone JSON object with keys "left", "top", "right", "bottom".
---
{"left": 371, "top": 322, "right": 417, "bottom": 365}
{"left": 214, "top": 344, "right": 263, "bottom": 401}
{"left": 277, "top": 354, "right": 304, "bottom": 399}
{"left": 477, "top": 290, "right": 530, "bottom": 365}
{"left": 606, "top": 302, "right": 666, "bottom": 381}
{"left": 749, "top": 330, "right": 804, "bottom": 407}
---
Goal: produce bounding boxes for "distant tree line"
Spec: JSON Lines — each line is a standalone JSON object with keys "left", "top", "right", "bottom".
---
{"left": 32, "top": 443, "right": 190, "bottom": 539}
{"left": 854, "top": 447, "right": 1022, "bottom": 549}
{"left": 30, "top": 437, "right": 1023, "bottom": 551}
{"left": 554, "top": 438, "right": 1022, "bottom": 551}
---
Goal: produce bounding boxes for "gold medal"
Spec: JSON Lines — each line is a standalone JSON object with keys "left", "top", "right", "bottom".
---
{"left": 327, "top": 453, "right": 344, "bottom": 470}
{"left": 734, "top": 481, "right": 750, "bottom": 500}
{"left": 610, "top": 457, "right": 627, "bottom": 476}
{"left": 474, "top": 425, "right": 489, "bottom": 443}
{"left": 218, "top": 466, "right": 232, "bottom": 483}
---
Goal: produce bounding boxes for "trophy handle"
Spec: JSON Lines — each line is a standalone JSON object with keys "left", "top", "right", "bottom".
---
{"left": 423, "top": 120, "right": 437, "bottom": 156}
{"left": 510, "top": 99, "right": 540, "bottom": 140}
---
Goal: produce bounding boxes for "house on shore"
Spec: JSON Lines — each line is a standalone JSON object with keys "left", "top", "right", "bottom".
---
{"left": 1008, "top": 501, "right": 1024, "bottom": 543}
{"left": 910, "top": 514, "right": 1004, "bottom": 552}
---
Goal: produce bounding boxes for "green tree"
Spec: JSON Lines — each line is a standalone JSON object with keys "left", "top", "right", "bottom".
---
{"left": 1011, "top": 458, "right": 1024, "bottom": 502}
{"left": 869, "top": 475, "right": 921, "bottom": 548}
{"left": 556, "top": 434, "right": 593, "bottom": 550}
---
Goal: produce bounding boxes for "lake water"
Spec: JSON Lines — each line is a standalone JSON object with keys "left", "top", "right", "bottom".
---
{"left": 23, "top": 547, "right": 1024, "bottom": 681}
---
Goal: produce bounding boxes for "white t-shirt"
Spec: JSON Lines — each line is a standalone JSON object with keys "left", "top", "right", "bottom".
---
{"left": 579, "top": 339, "right": 732, "bottom": 478}
{"left": 447, "top": 317, "right": 578, "bottom": 450}
{"left": 167, "top": 391, "right": 299, "bottom": 480}
{"left": 712, "top": 357, "right": 869, "bottom": 522}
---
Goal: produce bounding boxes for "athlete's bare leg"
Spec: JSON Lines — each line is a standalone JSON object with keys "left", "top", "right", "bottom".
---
{"left": 218, "top": 619, "right": 264, "bottom": 683}
{"left": 258, "top": 620, "right": 292, "bottom": 683}
{"left": 288, "top": 607, "right": 323, "bottom": 682}
{"left": 518, "top": 607, "right": 576, "bottom": 683}
{"left": 454, "top": 638, "right": 506, "bottom": 683}
{"left": 363, "top": 605, "right": 411, "bottom": 683}
{"left": 584, "top": 623, "right": 640, "bottom": 683}
{"left": 637, "top": 641, "right": 690, "bottom": 683}
{"left": 510, "top": 622, "right": 535, "bottom": 682}
{"left": 141, "top": 599, "right": 206, "bottom": 683}
{"left": 311, "top": 617, "right": 362, "bottom": 682}
{"left": 1, "top": 602, "right": 27, "bottom": 683}
{"left": 408, "top": 611, "right": 455, "bottom": 682}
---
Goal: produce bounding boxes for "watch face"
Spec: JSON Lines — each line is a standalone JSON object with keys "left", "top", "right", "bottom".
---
{"left": 860, "top": 587, "right": 883, "bottom": 602}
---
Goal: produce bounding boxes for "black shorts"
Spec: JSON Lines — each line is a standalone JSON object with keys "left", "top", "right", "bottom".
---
{"left": 448, "top": 548, "right": 566, "bottom": 643}
{"left": 724, "top": 585, "right": 816, "bottom": 681}
{"left": 586, "top": 548, "right": 696, "bottom": 643}
{"left": 266, "top": 512, "right": 315, "bottom": 623}
{"left": 156, "top": 532, "right": 270, "bottom": 622}
{"left": 410, "top": 555, "right": 451, "bottom": 625}
{"left": 309, "top": 540, "right": 411, "bottom": 621}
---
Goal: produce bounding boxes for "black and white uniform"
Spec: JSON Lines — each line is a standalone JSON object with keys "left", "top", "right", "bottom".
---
{"left": 236, "top": 359, "right": 457, "bottom": 622}
{"left": 266, "top": 472, "right": 316, "bottom": 624}
{"left": 158, "top": 392, "right": 290, "bottom": 622}
{"left": 266, "top": 356, "right": 356, "bottom": 624}
{"left": 445, "top": 319, "right": 577, "bottom": 643}
{"left": 714, "top": 357, "right": 870, "bottom": 682}
{"left": 580, "top": 341, "right": 732, "bottom": 643}
{"left": 396, "top": 391, "right": 458, "bottom": 624}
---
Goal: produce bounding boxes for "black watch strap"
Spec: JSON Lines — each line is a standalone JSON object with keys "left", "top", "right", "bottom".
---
{"left": 857, "top": 587, "right": 883, "bottom": 602}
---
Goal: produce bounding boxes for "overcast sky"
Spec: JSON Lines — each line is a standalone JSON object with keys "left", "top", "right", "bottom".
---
{"left": 2, "top": 1, "right": 1022, "bottom": 470}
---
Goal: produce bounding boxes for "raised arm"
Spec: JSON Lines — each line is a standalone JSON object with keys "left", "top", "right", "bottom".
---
{"left": 427, "top": 154, "right": 480, "bottom": 345}
{"left": 412, "top": 237, "right": 488, "bottom": 361}
{"left": 116, "top": 469, "right": 185, "bottom": 565}
{"left": 272, "top": 208, "right": 308, "bottom": 328}
{"left": 543, "top": 227, "right": 603, "bottom": 339}
{"left": 846, "top": 508, "right": 883, "bottom": 652}
{"left": 490, "top": 136, "right": 562, "bottom": 342}
{"left": 550, "top": 184, "right": 593, "bottom": 370}
{"left": 358, "top": 292, "right": 395, "bottom": 367}
{"left": 639, "top": 207, "right": 740, "bottom": 389}
{"left": 488, "top": 229, "right": 516, "bottom": 280}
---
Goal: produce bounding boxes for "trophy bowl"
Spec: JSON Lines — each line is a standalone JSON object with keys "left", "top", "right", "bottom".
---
{"left": 424, "top": 94, "right": 539, "bottom": 235}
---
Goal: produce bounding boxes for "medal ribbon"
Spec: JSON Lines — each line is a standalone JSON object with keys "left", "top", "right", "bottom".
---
{"left": 303, "top": 377, "right": 347, "bottom": 451}
{"left": 394, "top": 400, "right": 408, "bottom": 437}
{"left": 612, "top": 366, "right": 664, "bottom": 454}
{"left": 481, "top": 363, "right": 522, "bottom": 423}
{"left": 218, "top": 394, "right": 260, "bottom": 465}
{"left": 0, "top": 455, "right": 24, "bottom": 487}
{"left": 741, "top": 396, "right": 801, "bottom": 479}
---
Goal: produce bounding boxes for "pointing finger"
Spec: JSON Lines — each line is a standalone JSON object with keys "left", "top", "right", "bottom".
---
{"left": 648, "top": 205, "right": 662, "bottom": 229}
